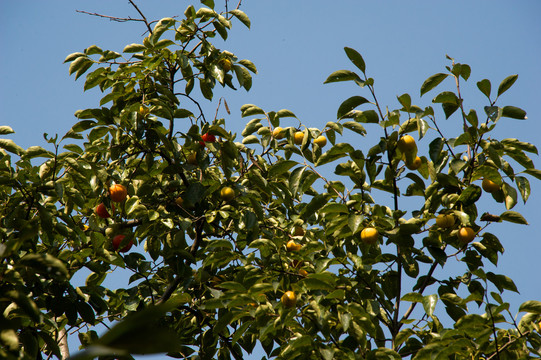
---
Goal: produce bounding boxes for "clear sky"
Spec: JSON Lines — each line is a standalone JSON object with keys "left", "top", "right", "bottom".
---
{"left": 1, "top": 1, "right": 540, "bottom": 359}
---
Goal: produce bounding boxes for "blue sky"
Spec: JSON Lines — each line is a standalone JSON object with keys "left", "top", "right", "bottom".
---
{"left": 1, "top": 1, "right": 540, "bottom": 358}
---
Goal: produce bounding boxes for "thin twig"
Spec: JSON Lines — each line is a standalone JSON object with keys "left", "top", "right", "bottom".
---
{"left": 75, "top": 10, "right": 146, "bottom": 23}
{"left": 128, "top": 0, "right": 153, "bottom": 34}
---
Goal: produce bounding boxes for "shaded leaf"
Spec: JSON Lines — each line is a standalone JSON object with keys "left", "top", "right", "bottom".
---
{"left": 502, "top": 105, "right": 527, "bottom": 120}
{"left": 477, "top": 79, "right": 491, "bottom": 99}
{"left": 337, "top": 96, "right": 370, "bottom": 119}
{"left": 497, "top": 74, "right": 518, "bottom": 97}
{"left": 518, "top": 300, "right": 541, "bottom": 314}
{"left": 420, "top": 73, "right": 448, "bottom": 96}
{"left": 499, "top": 211, "right": 528, "bottom": 225}
{"left": 344, "top": 47, "right": 366, "bottom": 73}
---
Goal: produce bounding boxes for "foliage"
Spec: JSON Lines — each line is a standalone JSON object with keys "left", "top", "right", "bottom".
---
{"left": 1, "top": 1, "right": 541, "bottom": 359}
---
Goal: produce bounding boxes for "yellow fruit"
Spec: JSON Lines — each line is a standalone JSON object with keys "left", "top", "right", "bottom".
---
{"left": 281, "top": 291, "right": 297, "bottom": 308}
{"left": 221, "top": 58, "right": 232, "bottom": 72}
{"left": 397, "top": 135, "right": 417, "bottom": 153}
{"left": 109, "top": 184, "right": 127, "bottom": 202}
{"left": 187, "top": 152, "right": 197, "bottom": 165}
{"left": 406, "top": 156, "right": 422, "bottom": 170}
{"left": 313, "top": 135, "right": 327, "bottom": 148}
{"left": 272, "top": 127, "right": 285, "bottom": 139}
{"left": 294, "top": 131, "right": 304, "bottom": 145}
{"left": 139, "top": 105, "right": 149, "bottom": 117}
{"left": 175, "top": 197, "right": 184, "bottom": 206}
{"left": 293, "top": 226, "right": 305, "bottom": 237}
{"left": 360, "top": 227, "right": 378, "bottom": 245}
{"left": 298, "top": 269, "right": 308, "bottom": 277}
{"left": 482, "top": 178, "right": 500, "bottom": 193}
{"left": 286, "top": 240, "right": 302, "bottom": 252}
{"left": 220, "top": 186, "right": 235, "bottom": 201}
{"left": 458, "top": 227, "right": 476, "bottom": 244}
{"left": 435, "top": 214, "right": 455, "bottom": 228}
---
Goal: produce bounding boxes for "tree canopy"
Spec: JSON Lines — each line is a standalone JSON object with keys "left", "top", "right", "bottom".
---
{"left": 1, "top": 2, "right": 541, "bottom": 359}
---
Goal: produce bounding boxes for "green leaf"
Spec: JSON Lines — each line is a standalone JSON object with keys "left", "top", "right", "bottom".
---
{"left": 422, "top": 294, "right": 438, "bottom": 317}
{"left": 402, "top": 292, "right": 424, "bottom": 303}
{"left": 342, "top": 121, "right": 366, "bottom": 136}
{"left": 64, "top": 52, "right": 85, "bottom": 63}
{"left": 320, "top": 203, "right": 348, "bottom": 214}
{"left": 397, "top": 93, "right": 411, "bottom": 111}
{"left": 23, "top": 146, "right": 53, "bottom": 159}
{"left": 432, "top": 91, "right": 458, "bottom": 104}
{"left": 524, "top": 169, "right": 541, "bottom": 180}
{"left": 487, "top": 272, "right": 518, "bottom": 293}
{"left": 18, "top": 253, "right": 69, "bottom": 280}
{"left": 276, "top": 109, "right": 297, "bottom": 119}
{"left": 484, "top": 106, "right": 502, "bottom": 122}
{"left": 302, "top": 273, "right": 336, "bottom": 291}
{"left": 123, "top": 43, "right": 146, "bottom": 53}
{"left": 497, "top": 74, "right": 518, "bottom": 97}
{"left": 420, "top": 73, "right": 448, "bottom": 96}
{"left": 316, "top": 143, "right": 354, "bottom": 167}
{"left": 324, "top": 70, "right": 363, "bottom": 85}
{"left": 354, "top": 110, "right": 379, "bottom": 123}
{"left": 502, "top": 106, "right": 527, "bottom": 120}
{"left": 337, "top": 96, "right": 370, "bottom": 119}
{"left": 499, "top": 211, "right": 528, "bottom": 225}
{"left": 477, "top": 79, "right": 491, "bottom": 99}
{"left": 268, "top": 160, "right": 298, "bottom": 177}
{"left": 429, "top": 137, "right": 444, "bottom": 162}
{"left": 0, "top": 126, "right": 15, "bottom": 135}
{"left": 300, "top": 194, "right": 328, "bottom": 220}
{"left": 515, "top": 176, "right": 530, "bottom": 203}
{"left": 344, "top": 47, "right": 366, "bottom": 73}
{"left": 518, "top": 300, "right": 541, "bottom": 314}
{"left": 240, "top": 104, "right": 265, "bottom": 117}
{"left": 71, "top": 301, "right": 183, "bottom": 358}
{"left": 348, "top": 214, "right": 364, "bottom": 234}
{"left": 0, "top": 139, "right": 25, "bottom": 155}
{"left": 501, "top": 138, "right": 538, "bottom": 154}
{"left": 238, "top": 59, "right": 257, "bottom": 73}
{"left": 229, "top": 9, "right": 251, "bottom": 28}
{"left": 457, "top": 185, "right": 481, "bottom": 207}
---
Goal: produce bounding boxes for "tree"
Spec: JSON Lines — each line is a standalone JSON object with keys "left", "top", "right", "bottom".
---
{"left": 1, "top": 1, "right": 541, "bottom": 359}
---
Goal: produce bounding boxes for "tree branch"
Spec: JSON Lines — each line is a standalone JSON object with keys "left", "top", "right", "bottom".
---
{"left": 127, "top": 0, "right": 153, "bottom": 34}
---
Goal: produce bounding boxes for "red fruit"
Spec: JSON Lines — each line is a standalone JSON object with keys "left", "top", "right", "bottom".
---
{"left": 199, "top": 133, "right": 216, "bottom": 146}
{"left": 112, "top": 235, "right": 133, "bottom": 253}
{"left": 95, "top": 203, "right": 112, "bottom": 219}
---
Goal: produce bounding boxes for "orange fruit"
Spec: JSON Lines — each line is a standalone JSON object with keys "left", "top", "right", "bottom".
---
{"left": 281, "top": 291, "right": 297, "bottom": 308}
{"left": 397, "top": 135, "right": 417, "bottom": 153}
{"left": 294, "top": 131, "right": 304, "bottom": 145}
{"left": 435, "top": 214, "right": 455, "bottom": 228}
{"left": 482, "top": 178, "right": 500, "bottom": 193}
{"left": 406, "top": 156, "right": 422, "bottom": 170}
{"left": 220, "top": 186, "right": 235, "bottom": 201}
{"left": 109, "top": 184, "right": 127, "bottom": 202}
{"left": 313, "top": 135, "right": 327, "bottom": 148}
{"left": 221, "top": 58, "right": 232, "bottom": 72}
{"left": 272, "top": 127, "right": 285, "bottom": 139}
{"left": 457, "top": 227, "right": 476, "bottom": 244}
{"left": 360, "top": 227, "right": 378, "bottom": 245}
{"left": 286, "top": 240, "right": 302, "bottom": 252}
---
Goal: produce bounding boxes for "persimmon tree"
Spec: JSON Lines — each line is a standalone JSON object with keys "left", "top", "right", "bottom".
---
{"left": 1, "top": 1, "right": 541, "bottom": 359}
